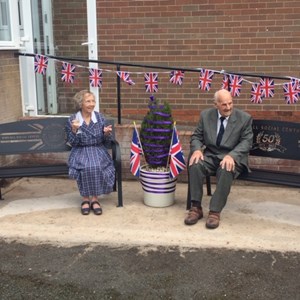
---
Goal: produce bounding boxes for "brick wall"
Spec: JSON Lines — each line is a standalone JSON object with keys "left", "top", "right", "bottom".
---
{"left": 2, "top": 123, "right": 298, "bottom": 185}
{"left": 50, "top": 0, "right": 300, "bottom": 177}
{"left": 0, "top": 51, "right": 22, "bottom": 123}
{"left": 95, "top": 0, "right": 300, "bottom": 126}
{"left": 116, "top": 124, "right": 192, "bottom": 182}
{"left": 0, "top": 51, "right": 22, "bottom": 174}
{"left": 115, "top": 124, "right": 300, "bottom": 182}
{"left": 52, "top": 0, "right": 300, "bottom": 126}
{"left": 98, "top": 0, "right": 300, "bottom": 124}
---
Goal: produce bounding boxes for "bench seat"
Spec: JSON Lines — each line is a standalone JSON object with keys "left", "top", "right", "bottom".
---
{"left": 187, "top": 119, "right": 300, "bottom": 209}
{"left": 0, "top": 117, "right": 123, "bottom": 206}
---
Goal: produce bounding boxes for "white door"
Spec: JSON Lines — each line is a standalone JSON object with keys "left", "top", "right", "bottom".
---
{"left": 31, "top": 0, "right": 46, "bottom": 114}
{"left": 85, "top": 0, "right": 99, "bottom": 111}
{"left": 19, "top": 0, "right": 98, "bottom": 116}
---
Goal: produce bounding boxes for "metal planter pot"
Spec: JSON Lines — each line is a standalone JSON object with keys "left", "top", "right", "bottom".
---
{"left": 140, "top": 165, "right": 177, "bottom": 207}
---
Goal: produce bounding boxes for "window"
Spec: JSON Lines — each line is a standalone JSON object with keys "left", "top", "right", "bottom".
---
{"left": 0, "top": 0, "right": 20, "bottom": 49}
{"left": 0, "top": 0, "right": 11, "bottom": 41}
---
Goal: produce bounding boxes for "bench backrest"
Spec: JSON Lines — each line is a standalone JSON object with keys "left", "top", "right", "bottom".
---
{"left": 250, "top": 120, "right": 300, "bottom": 160}
{"left": 0, "top": 117, "right": 115, "bottom": 155}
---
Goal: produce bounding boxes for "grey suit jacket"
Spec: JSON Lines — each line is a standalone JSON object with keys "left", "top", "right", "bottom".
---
{"left": 190, "top": 108, "right": 253, "bottom": 173}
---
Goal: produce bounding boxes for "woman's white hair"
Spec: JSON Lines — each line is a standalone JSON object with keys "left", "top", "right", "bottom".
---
{"left": 73, "top": 90, "right": 94, "bottom": 111}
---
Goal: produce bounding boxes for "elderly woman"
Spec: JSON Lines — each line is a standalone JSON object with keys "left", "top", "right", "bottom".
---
{"left": 66, "top": 90, "right": 115, "bottom": 215}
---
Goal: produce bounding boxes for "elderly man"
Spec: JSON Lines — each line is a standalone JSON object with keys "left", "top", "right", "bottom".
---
{"left": 185, "top": 89, "right": 253, "bottom": 229}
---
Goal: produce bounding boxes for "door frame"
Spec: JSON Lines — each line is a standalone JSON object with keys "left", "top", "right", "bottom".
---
{"left": 19, "top": 0, "right": 99, "bottom": 116}
{"left": 85, "top": 0, "right": 99, "bottom": 111}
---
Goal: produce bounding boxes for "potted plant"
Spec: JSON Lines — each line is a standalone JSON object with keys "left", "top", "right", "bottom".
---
{"left": 138, "top": 95, "right": 179, "bottom": 207}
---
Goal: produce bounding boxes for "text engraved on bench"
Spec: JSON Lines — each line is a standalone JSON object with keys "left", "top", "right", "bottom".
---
{"left": 251, "top": 120, "right": 300, "bottom": 160}
{"left": 0, "top": 118, "right": 69, "bottom": 154}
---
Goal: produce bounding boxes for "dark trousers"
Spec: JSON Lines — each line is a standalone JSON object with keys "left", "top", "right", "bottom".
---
{"left": 189, "top": 158, "right": 243, "bottom": 212}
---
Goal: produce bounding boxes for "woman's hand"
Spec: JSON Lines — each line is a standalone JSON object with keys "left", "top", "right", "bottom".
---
{"left": 103, "top": 125, "right": 112, "bottom": 136}
{"left": 71, "top": 119, "right": 80, "bottom": 133}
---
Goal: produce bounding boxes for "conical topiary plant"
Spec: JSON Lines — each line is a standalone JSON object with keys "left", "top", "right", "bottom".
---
{"left": 140, "top": 95, "right": 174, "bottom": 169}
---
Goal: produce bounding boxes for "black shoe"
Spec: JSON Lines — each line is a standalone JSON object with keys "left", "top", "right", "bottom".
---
{"left": 81, "top": 201, "right": 90, "bottom": 215}
{"left": 91, "top": 201, "right": 103, "bottom": 215}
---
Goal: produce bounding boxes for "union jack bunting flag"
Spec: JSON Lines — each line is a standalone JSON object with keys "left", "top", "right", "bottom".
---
{"left": 221, "top": 74, "right": 229, "bottom": 90}
{"left": 198, "top": 68, "right": 214, "bottom": 91}
{"left": 89, "top": 68, "right": 102, "bottom": 88}
{"left": 34, "top": 54, "right": 48, "bottom": 75}
{"left": 61, "top": 62, "right": 76, "bottom": 83}
{"left": 229, "top": 74, "right": 243, "bottom": 97}
{"left": 169, "top": 125, "right": 186, "bottom": 179}
{"left": 260, "top": 78, "right": 275, "bottom": 98}
{"left": 144, "top": 72, "right": 158, "bottom": 93}
{"left": 169, "top": 70, "right": 185, "bottom": 85}
{"left": 117, "top": 71, "right": 135, "bottom": 85}
{"left": 291, "top": 78, "right": 300, "bottom": 94}
{"left": 130, "top": 126, "right": 143, "bottom": 177}
{"left": 250, "top": 83, "right": 263, "bottom": 104}
{"left": 283, "top": 81, "right": 299, "bottom": 104}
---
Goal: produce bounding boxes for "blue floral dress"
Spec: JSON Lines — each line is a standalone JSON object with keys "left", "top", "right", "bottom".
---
{"left": 66, "top": 111, "right": 115, "bottom": 197}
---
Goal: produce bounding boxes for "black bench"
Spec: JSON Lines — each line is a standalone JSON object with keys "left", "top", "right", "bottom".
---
{"left": 187, "top": 119, "right": 300, "bottom": 209}
{"left": 0, "top": 117, "right": 123, "bottom": 207}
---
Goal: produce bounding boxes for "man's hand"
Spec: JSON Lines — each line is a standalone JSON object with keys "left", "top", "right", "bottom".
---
{"left": 220, "top": 155, "right": 235, "bottom": 172}
{"left": 189, "top": 150, "right": 204, "bottom": 166}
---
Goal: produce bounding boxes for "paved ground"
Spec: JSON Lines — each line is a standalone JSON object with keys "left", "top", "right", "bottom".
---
{"left": 0, "top": 177, "right": 299, "bottom": 252}
{"left": 0, "top": 241, "right": 299, "bottom": 300}
{"left": 0, "top": 177, "right": 299, "bottom": 299}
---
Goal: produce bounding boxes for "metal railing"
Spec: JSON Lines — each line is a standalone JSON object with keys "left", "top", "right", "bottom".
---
{"left": 16, "top": 52, "right": 291, "bottom": 124}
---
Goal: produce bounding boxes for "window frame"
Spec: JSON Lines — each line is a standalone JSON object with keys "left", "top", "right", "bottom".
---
{"left": 0, "top": 0, "right": 21, "bottom": 50}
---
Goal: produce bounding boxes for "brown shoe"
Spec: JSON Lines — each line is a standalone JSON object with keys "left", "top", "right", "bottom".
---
{"left": 184, "top": 207, "right": 203, "bottom": 225}
{"left": 206, "top": 211, "right": 220, "bottom": 229}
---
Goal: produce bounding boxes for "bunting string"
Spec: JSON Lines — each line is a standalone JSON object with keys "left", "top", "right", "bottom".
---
{"left": 30, "top": 52, "right": 299, "bottom": 105}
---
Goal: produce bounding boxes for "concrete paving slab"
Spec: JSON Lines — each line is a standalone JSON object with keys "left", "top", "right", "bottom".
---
{"left": 0, "top": 177, "right": 299, "bottom": 253}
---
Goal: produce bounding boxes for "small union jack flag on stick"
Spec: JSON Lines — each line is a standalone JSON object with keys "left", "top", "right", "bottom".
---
{"left": 34, "top": 54, "right": 48, "bottom": 75}
{"left": 117, "top": 71, "right": 135, "bottom": 85}
{"left": 229, "top": 74, "right": 243, "bottom": 97}
{"left": 169, "top": 70, "right": 185, "bottom": 86}
{"left": 130, "top": 123, "right": 143, "bottom": 177}
{"left": 283, "top": 81, "right": 299, "bottom": 104}
{"left": 250, "top": 83, "right": 263, "bottom": 104}
{"left": 61, "top": 62, "right": 76, "bottom": 83}
{"left": 260, "top": 78, "right": 275, "bottom": 98}
{"left": 168, "top": 124, "right": 186, "bottom": 179}
{"left": 144, "top": 72, "right": 158, "bottom": 93}
{"left": 89, "top": 68, "right": 102, "bottom": 88}
{"left": 198, "top": 68, "right": 214, "bottom": 91}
